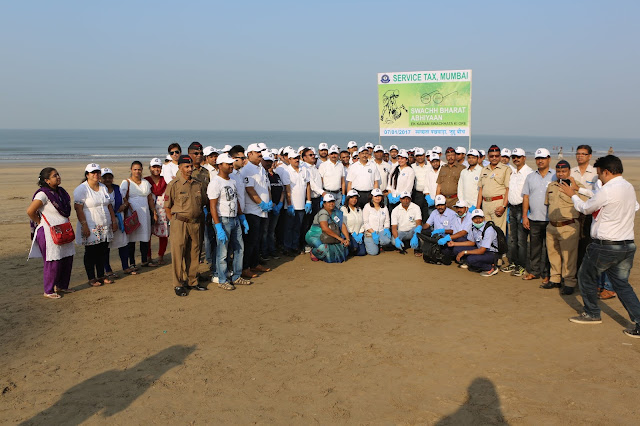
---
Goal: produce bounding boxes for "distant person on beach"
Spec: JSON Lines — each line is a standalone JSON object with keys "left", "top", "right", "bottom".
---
{"left": 100, "top": 167, "right": 133, "bottom": 278}
{"left": 74, "top": 164, "right": 118, "bottom": 287}
{"left": 145, "top": 158, "right": 169, "bottom": 266}
{"left": 161, "top": 143, "right": 181, "bottom": 184}
{"left": 558, "top": 147, "right": 564, "bottom": 159}
{"left": 608, "top": 146, "right": 614, "bottom": 155}
{"left": 27, "top": 167, "right": 76, "bottom": 299}
{"left": 121, "top": 161, "right": 156, "bottom": 268}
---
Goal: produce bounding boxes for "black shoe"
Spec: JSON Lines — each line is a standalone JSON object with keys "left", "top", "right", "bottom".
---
{"left": 540, "top": 281, "right": 562, "bottom": 289}
{"left": 623, "top": 324, "right": 640, "bottom": 338}
{"left": 561, "top": 286, "right": 575, "bottom": 295}
{"left": 194, "top": 284, "right": 208, "bottom": 291}
{"left": 174, "top": 286, "right": 188, "bottom": 297}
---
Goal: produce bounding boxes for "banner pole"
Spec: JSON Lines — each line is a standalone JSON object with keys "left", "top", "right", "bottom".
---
{"left": 468, "top": 69, "right": 473, "bottom": 151}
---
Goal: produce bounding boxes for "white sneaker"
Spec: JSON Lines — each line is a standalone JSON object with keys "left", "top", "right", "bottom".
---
{"left": 304, "top": 246, "right": 312, "bottom": 253}
{"left": 211, "top": 276, "right": 219, "bottom": 283}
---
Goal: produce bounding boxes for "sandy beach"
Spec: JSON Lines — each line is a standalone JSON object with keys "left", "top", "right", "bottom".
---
{"left": 2, "top": 159, "right": 640, "bottom": 424}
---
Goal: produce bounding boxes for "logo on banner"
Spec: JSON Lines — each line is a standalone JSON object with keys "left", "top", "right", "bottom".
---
{"left": 380, "top": 74, "right": 390, "bottom": 84}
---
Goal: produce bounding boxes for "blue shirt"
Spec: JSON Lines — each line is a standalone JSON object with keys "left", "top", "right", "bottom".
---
{"left": 427, "top": 207, "right": 458, "bottom": 230}
{"left": 522, "top": 169, "right": 555, "bottom": 221}
{"left": 451, "top": 212, "right": 473, "bottom": 235}
{"left": 468, "top": 224, "right": 498, "bottom": 252}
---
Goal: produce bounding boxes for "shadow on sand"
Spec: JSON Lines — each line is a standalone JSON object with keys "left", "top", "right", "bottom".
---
{"left": 436, "top": 377, "right": 508, "bottom": 425}
{"left": 20, "top": 344, "right": 196, "bottom": 425}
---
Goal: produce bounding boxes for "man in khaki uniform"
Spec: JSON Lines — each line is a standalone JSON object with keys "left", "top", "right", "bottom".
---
{"left": 436, "top": 147, "right": 465, "bottom": 208}
{"left": 164, "top": 155, "right": 208, "bottom": 296}
{"left": 544, "top": 160, "right": 587, "bottom": 295}
{"left": 476, "top": 145, "right": 511, "bottom": 232}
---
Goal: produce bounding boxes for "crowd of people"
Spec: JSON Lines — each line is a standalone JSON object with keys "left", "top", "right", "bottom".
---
{"left": 26, "top": 141, "right": 640, "bottom": 338}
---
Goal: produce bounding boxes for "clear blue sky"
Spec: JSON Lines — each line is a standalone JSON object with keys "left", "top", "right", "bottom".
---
{"left": 1, "top": 0, "right": 638, "bottom": 138}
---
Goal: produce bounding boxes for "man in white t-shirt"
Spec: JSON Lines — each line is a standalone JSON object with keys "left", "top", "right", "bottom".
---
{"left": 346, "top": 148, "right": 381, "bottom": 209}
{"left": 318, "top": 145, "right": 345, "bottom": 207}
{"left": 317, "top": 142, "right": 329, "bottom": 167}
{"left": 161, "top": 143, "right": 182, "bottom": 184}
{"left": 457, "top": 148, "right": 482, "bottom": 209}
{"left": 372, "top": 145, "right": 391, "bottom": 195}
{"left": 391, "top": 191, "right": 423, "bottom": 255}
{"left": 203, "top": 146, "right": 219, "bottom": 177}
{"left": 208, "top": 153, "right": 251, "bottom": 290}
{"left": 283, "top": 150, "right": 311, "bottom": 256}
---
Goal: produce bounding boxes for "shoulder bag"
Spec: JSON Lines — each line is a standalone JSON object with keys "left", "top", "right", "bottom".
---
{"left": 41, "top": 214, "right": 75, "bottom": 245}
{"left": 320, "top": 211, "right": 341, "bottom": 244}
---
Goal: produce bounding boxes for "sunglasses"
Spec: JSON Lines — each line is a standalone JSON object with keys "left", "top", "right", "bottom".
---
{"left": 511, "top": 155, "right": 523, "bottom": 159}
{"left": 170, "top": 150, "right": 181, "bottom": 155}
{"left": 234, "top": 156, "right": 246, "bottom": 161}
{"left": 192, "top": 151, "right": 203, "bottom": 155}
{"left": 488, "top": 154, "right": 500, "bottom": 158}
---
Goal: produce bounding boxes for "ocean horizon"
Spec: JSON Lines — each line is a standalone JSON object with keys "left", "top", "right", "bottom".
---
{"left": 0, "top": 129, "right": 637, "bottom": 163}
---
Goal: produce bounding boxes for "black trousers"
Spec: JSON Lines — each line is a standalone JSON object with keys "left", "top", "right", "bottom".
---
{"left": 412, "top": 191, "right": 430, "bottom": 222}
{"left": 528, "top": 220, "right": 550, "bottom": 278}
{"left": 354, "top": 190, "right": 372, "bottom": 209}
{"left": 301, "top": 197, "right": 321, "bottom": 248}
{"left": 84, "top": 241, "right": 109, "bottom": 280}
{"left": 243, "top": 214, "right": 266, "bottom": 269}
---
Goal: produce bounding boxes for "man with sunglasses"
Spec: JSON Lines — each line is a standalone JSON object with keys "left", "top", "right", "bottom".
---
{"left": 188, "top": 142, "right": 209, "bottom": 187}
{"left": 161, "top": 143, "right": 182, "bottom": 184}
{"left": 501, "top": 148, "right": 533, "bottom": 276}
{"left": 476, "top": 145, "right": 511, "bottom": 233}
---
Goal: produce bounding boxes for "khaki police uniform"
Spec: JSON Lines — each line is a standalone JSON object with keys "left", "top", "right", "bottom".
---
{"left": 436, "top": 163, "right": 465, "bottom": 208}
{"left": 191, "top": 165, "right": 211, "bottom": 254}
{"left": 545, "top": 181, "right": 587, "bottom": 287}
{"left": 478, "top": 163, "right": 511, "bottom": 232}
{"left": 164, "top": 174, "right": 207, "bottom": 287}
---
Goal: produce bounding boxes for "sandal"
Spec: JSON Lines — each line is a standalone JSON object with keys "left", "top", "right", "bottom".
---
{"left": 414, "top": 251, "right": 422, "bottom": 257}
{"left": 156, "top": 258, "right": 166, "bottom": 265}
{"left": 57, "top": 288, "right": 76, "bottom": 294}
{"left": 106, "top": 272, "right": 119, "bottom": 279}
{"left": 43, "top": 292, "right": 61, "bottom": 299}
{"left": 147, "top": 261, "right": 160, "bottom": 267}
{"left": 124, "top": 268, "right": 139, "bottom": 275}
{"left": 217, "top": 282, "right": 236, "bottom": 291}
{"left": 101, "top": 277, "right": 115, "bottom": 285}
{"left": 310, "top": 253, "right": 319, "bottom": 262}
{"left": 89, "top": 279, "right": 102, "bottom": 287}
{"left": 522, "top": 273, "right": 539, "bottom": 281}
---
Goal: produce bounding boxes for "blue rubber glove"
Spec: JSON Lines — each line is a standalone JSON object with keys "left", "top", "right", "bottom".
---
{"left": 414, "top": 225, "right": 423, "bottom": 234}
{"left": 425, "top": 194, "right": 435, "bottom": 207}
{"left": 259, "top": 201, "right": 271, "bottom": 212}
{"left": 351, "top": 232, "right": 358, "bottom": 243}
{"left": 320, "top": 199, "right": 324, "bottom": 208}
{"left": 273, "top": 202, "right": 283, "bottom": 215}
{"left": 304, "top": 201, "right": 312, "bottom": 214}
{"left": 341, "top": 195, "right": 346, "bottom": 205}
{"left": 287, "top": 205, "right": 295, "bottom": 216}
{"left": 383, "top": 228, "right": 392, "bottom": 239}
{"left": 115, "top": 212, "right": 125, "bottom": 233}
{"left": 387, "top": 193, "right": 394, "bottom": 203}
{"left": 394, "top": 237, "right": 404, "bottom": 250}
{"left": 431, "top": 228, "right": 446, "bottom": 237}
{"left": 410, "top": 233, "right": 419, "bottom": 249}
{"left": 371, "top": 231, "right": 380, "bottom": 245}
{"left": 469, "top": 205, "right": 476, "bottom": 212}
{"left": 214, "top": 223, "right": 228, "bottom": 243}
{"left": 239, "top": 214, "right": 250, "bottom": 234}
{"left": 437, "top": 234, "right": 451, "bottom": 246}
{"left": 355, "top": 233, "right": 364, "bottom": 244}
{"left": 267, "top": 200, "right": 273, "bottom": 211}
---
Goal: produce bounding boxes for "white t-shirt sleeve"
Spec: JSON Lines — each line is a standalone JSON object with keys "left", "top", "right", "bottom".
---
{"left": 35, "top": 191, "right": 48, "bottom": 205}
{"left": 390, "top": 208, "right": 399, "bottom": 226}
{"left": 73, "top": 185, "right": 86, "bottom": 205}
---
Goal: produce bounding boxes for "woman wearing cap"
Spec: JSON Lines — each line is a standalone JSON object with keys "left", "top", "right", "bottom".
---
{"left": 27, "top": 167, "right": 76, "bottom": 298}
{"left": 340, "top": 190, "right": 366, "bottom": 256}
{"left": 100, "top": 168, "right": 133, "bottom": 278}
{"left": 387, "top": 150, "right": 415, "bottom": 212}
{"left": 145, "top": 158, "right": 169, "bottom": 265}
{"left": 121, "top": 161, "right": 156, "bottom": 268}
{"left": 305, "top": 194, "right": 350, "bottom": 263}
{"left": 73, "top": 164, "right": 118, "bottom": 286}
{"left": 362, "top": 188, "right": 393, "bottom": 255}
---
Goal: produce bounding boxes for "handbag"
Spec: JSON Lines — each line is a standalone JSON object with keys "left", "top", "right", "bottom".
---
{"left": 320, "top": 213, "right": 341, "bottom": 244}
{"left": 41, "top": 214, "right": 75, "bottom": 245}
{"left": 123, "top": 180, "right": 141, "bottom": 234}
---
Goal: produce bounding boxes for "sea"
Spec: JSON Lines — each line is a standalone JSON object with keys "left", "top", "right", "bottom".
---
{"left": 0, "top": 129, "right": 637, "bottom": 164}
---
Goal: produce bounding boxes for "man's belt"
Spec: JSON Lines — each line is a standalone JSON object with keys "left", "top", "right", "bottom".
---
{"left": 550, "top": 219, "right": 576, "bottom": 227}
{"left": 444, "top": 193, "right": 457, "bottom": 199}
{"left": 483, "top": 195, "right": 504, "bottom": 202}
{"left": 173, "top": 213, "right": 202, "bottom": 224}
{"left": 592, "top": 239, "right": 634, "bottom": 245}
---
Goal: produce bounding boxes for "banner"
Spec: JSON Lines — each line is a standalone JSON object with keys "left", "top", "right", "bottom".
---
{"left": 377, "top": 70, "right": 472, "bottom": 137}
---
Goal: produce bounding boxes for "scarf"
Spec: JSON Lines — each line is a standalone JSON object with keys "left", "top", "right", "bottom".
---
{"left": 30, "top": 186, "right": 71, "bottom": 237}
{"left": 145, "top": 176, "right": 167, "bottom": 197}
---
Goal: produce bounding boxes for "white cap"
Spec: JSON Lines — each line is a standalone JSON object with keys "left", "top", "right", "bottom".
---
{"left": 150, "top": 157, "right": 163, "bottom": 167}
{"left": 319, "top": 142, "right": 328, "bottom": 150}
{"left": 358, "top": 146, "right": 368, "bottom": 153}
{"left": 271, "top": 148, "right": 279, "bottom": 156}
{"left": 297, "top": 145, "right": 306, "bottom": 154}
{"left": 389, "top": 144, "right": 399, "bottom": 151}
{"left": 310, "top": 147, "right": 317, "bottom": 155}
{"left": 535, "top": 148, "right": 551, "bottom": 158}
{"left": 288, "top": 149, "right": 301, "bottom": 159}
{"left": 429, "top": 154, "right": 441, "bottom": 162}
{"left": 426, "top": 150, "right": 432, "bottom": 157}
{"left": 471, "top": 208, "right": 485, "bottom": 218}
{"left": 467, "top": 148, "right": 480, "bottom": 157}
{"left": 479, "top": 149, "right": 486, "bottom": 156}
{"left": 262, "top": 153, "right": 274, "bottom": 161}
{"left": 409, "top": 147, "right": 416, "bottom": 152}
{"left": 501, "top": 148, "right": 512, "bottom": 157}
{"left": 351, "top": 152, "right": 358, "bottom": 158}
{"left": 165, "top": 154, "right": 172, "bottom": 161}
{"left": 221, "top": 145, "right": 232, "bottom": 153}
{"left": 434, "top": 194, "right": 446, "bottom": 205}
{"left": 371, "top": 188, "right": 383, "bottom": 197}
{"left": 216, "top": 153, "right": 235, "bottom": 164}
{"left": 328, "top": 146, "right": 340, "bottom": 154}
{"left": 432, "top": 146, "right": 442, "bottom": 154}
{"left": 397, "top": 149, "right": 409, "bottom": 158}
{"left": 347, "top": 140, "right": 358, "bottom": 148}
{"left": 85, "top": 163, "right": 100, "bottom": 173}
{"left": 100, "top": 167, "right": 113, "bottom": 176}
{"left": 203, "top": 146, "right": 215, "bottom": 156}
{"left": 512, "top": 148, "right": 526, "bottom": 156}
{"left": 414, "top": 147, "right": 425, "bottom": 156}
{"left": 455, "top": 146, "right": 467, "bottom": 155}
{"left": 365, "top": 142, "right": 374, "bottom": 149}
{"left": 454, "top": 199, "right": 468, "bottom": 208}
{"left": 383, "top": 149, "right": 389, "bottom": 154}
{"left": 257, "top": 142, "right": 267, "bottom": 151}
{"left": 399, "top": 191, "right": 412, "bottom": 199}
{"left": 323, "top": 193, "right": 336, "bottom": 202}
{"left": 247, "top": 143, "right": 263, "bottom": 153}
{"left": 374, "top": 144, "right": 384, "bottom": 152}
{"left": 346, "top": 189, "right": 359, "bottom": 197}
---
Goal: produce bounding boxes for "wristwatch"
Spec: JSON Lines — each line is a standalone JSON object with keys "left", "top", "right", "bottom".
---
{"left": 464, "top": 250, "right": 468, "bottom": 255}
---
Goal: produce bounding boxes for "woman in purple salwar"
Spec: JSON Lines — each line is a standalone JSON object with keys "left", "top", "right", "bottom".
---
{"left": 27, "top": 168, "right": 76, "bottom": 299}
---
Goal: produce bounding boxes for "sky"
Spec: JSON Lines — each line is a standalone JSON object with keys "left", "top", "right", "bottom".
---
{"left": 1, "top": 0, "right": 638, "bottom": 138}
